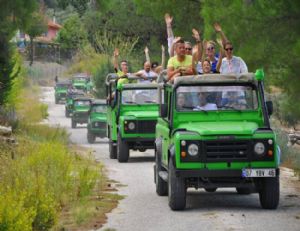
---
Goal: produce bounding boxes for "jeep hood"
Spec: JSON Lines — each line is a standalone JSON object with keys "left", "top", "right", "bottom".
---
{"left": 91, "top": 114, "right": 106, "bottom": 121}
{"left": 122, "top": 111, "right": 158, "bottom": 119}
{"left": 178, "top": 121, "right": 259, "bottom": 136}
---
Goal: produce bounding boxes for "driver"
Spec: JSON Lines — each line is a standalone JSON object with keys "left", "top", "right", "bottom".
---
{"left": 194, "top": 92, "right": 217, "bottom": 110}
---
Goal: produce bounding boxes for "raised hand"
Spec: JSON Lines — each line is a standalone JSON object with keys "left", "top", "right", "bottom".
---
{"left": 192, "top": 28, "right": 201, "bottom": 41}
{"left": 214, "top": 22, "right": 222, "bottom": 33}
{"left": 216, "top": 38, "right": 223, "bottom": 47}
{"left": 172, "top": 36, "right": 182, "bottom": 45}
{"left": 113, "top": 48, "right": 119, "bottom": 57}
{"left": 144, "top": 46, "right": 149, "bottom": 53}
{"left": 164, "top": 13, "right": 173, "bottom": 26}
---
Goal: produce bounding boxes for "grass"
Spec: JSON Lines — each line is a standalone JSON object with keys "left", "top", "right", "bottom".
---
{"left": 0, "top": 78, "right": 123, "bottom": 230}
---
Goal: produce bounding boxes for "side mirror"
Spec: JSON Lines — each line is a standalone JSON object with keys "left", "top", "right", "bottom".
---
{"left": 160, "top": 104, "right": 168, "bottom": 118}
{"left": 266, "top": 101, "right": 273, "bottom": 116}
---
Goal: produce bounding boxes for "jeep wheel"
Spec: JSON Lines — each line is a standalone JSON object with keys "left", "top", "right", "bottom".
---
{"left": 65, "top": 110, "right": 69, "bottom": 118}
{"left": 87, "top": 131, "right": 96, "bottom": 144}
{"left": 236, "top": 187, "right": 252, "bottom": 195}
{"left": 258, "top": 176, "right": 279, "bottom": 209}
{"left": 168, "top": 158, "right": 186, "bottom": 210}
{"left": 155, "top": 149, "right": 168, "bottom": 196}
{"left": 71, "top": 119, "right": 76, "bottom": 128}
{"left": 205, "top": 188, "right": 217, "bottom": 193}
{"left": 117, "top": 134, "right": 129, "bottom": 163}
{"left": 109, "top": 138, "right": 117, "bottom": 159}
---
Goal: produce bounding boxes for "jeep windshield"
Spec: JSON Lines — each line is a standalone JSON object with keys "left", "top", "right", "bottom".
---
{"left": 92, "top": 105, "right": 107, "bottom": 113}
{"left": 176, "top": 85, "right": 258, "bottom": 111}
{"left": 121, "top": 89, "right": 158, "bottom": 105}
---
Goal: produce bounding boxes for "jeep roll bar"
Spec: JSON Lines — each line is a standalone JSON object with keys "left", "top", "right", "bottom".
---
{"left": 105, "top": 73, "right": 158, "bottom": 86}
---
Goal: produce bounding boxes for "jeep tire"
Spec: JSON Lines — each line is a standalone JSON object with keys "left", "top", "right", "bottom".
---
{"left": 65, "top": 110, "right": 69, "bottom": 118}
{"left": 258, "top": 176, "right": 279, "bottom": 209}
{"left": 168, "top": 158, "right": 186, "bottom": 210}
{"left": 155, "top": 148, "right": 168, "bottom": 196}
{"left": 117, "top": 133, "right": 129, "bottom": 163}
{"left": 87, "top": 130, "right": 96, "bottom": 144}
{"left": 71, "top": 119, "right": 76, "bottom": 128}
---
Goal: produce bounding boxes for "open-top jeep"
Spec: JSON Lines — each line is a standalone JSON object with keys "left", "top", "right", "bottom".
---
{"left": 71, "top": 97, "right": 92, "bottom": 128}
{"left": 54, "top": 80, "right": 71, "bottom": 104}
{"left": 65, "top": 90, "right": 85, "bottom": 117}
{"left": 72, "top": 73, "right": 91, "bottom": 91}
{"left": 106, "top": 74, "right": 159, "bottom": 162}
{"left": 87, "top": 99, "right": 107, "bottom": 143}
{"left": 154, "top": 70, "right": 280, "bottom": 210}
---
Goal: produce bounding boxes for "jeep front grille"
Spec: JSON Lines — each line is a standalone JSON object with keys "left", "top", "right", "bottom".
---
{"left": 125, "top": 120, "right": 157, "bottom": 134}
{"left": 204, "top": 140, "right": 250, "bottom": 162}
{"left": 137, "top": 120, "right": 156, "bottom": 133}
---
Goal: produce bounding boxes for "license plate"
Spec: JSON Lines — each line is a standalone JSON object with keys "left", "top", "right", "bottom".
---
{"left": 242, "top": 168, "right": 276, "bottom": 177}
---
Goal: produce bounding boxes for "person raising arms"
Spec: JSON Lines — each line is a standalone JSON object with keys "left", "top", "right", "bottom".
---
{"left": 167, "top": 39, "right": 195, "bottom": 82}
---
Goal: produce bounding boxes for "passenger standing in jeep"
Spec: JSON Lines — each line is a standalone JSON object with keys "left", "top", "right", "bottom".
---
{"left": 167, "top": 39, "right": 195, "bottom": 82}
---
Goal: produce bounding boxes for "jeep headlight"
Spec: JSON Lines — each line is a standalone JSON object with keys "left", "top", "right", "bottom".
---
{"left": 187, "top": 143, "right": 198, "bottom": 156}
{"left": 128, "top": 121, "right": 135, "bottom": 130}
{"left": 254, "top": 142, "right": 265, "bottom": 155}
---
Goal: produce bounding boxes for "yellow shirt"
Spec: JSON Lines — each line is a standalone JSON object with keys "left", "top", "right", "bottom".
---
{"left": 116, "top": 70, "right": 129, "bottom": 85}
{"left": 167, "top": 55, "right": 193, "bottom": 70}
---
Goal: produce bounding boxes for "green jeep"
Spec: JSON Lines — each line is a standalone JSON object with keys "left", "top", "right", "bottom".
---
{"left": 71, "top": 97, "right": 92, "bottom": 128}
{"left": 154, "top": 71, "right": 280, "bottom": 210}
{"left": 106, "top": 74, "right": 159, "bottom": 162}
{"left": 72, "top": 73, "right": 91, "bottom": 91}
{"left": 65, "top": 90, "right": 86, "bottom": 118}
{"left": 54, "top": 80, "right": 71, "bottom": 104}
{"left": 87, "top": 99, "right": 107, "bottom": 143}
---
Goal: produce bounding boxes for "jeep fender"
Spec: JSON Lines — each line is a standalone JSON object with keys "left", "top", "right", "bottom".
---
{"left": 155, "top": 137, "right": 163, "bottom": 157}
{"left": 168, "top": 144, "right": 176, "bottom": 168}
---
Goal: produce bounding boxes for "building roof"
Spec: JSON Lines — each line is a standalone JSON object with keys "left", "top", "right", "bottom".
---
{"left": 48, "top": 20, "right": 62, "bottom": 29}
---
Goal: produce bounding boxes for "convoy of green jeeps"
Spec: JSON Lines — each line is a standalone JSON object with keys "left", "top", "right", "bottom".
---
{"left": 106, "top": 74, "right": 159, "bottom": 162}
{"left": 56, "top": 70, "right": 280, "bottom": 211}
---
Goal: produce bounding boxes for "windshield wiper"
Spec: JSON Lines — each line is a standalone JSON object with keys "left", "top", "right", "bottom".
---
{"left": 124, "top": 101, "right": 136, "bottom": 104}
{"left": 192, "top": 107, "right": 208, "bottom": 113}
{"left": 144, "top": 100, "right": 157, "bottom": 103}
{"left": 219, "top": 105, "right": 242, "bottom": 112}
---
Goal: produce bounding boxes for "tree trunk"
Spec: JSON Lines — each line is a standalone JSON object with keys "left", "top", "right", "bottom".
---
{"left": 30, "top": 37, "right": 34, "bottom": 66}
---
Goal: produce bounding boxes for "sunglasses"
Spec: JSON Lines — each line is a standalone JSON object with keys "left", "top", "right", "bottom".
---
{"left": 207, "top": 47, "right": 215, "bottom": 51}
{"left": 225, "top": 47, "right": 233, "bottom": 51}
{"left": 185, "top": 48, "right": 192, "bottom": 51}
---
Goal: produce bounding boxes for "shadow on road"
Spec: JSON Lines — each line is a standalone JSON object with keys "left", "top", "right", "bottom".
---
{"left": 128, "top": 156, "right": 155, "bottom": 163}
{"left": 185, "top": 190, "right": 261, "bottom": 211}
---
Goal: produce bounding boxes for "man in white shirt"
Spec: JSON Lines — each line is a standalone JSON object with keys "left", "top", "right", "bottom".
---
{"left": 220, "top": 41, "right": 248, "bottom": 74}
{"left": 134, "top": 61, "right": 158, "bottom": 83}
{"left": 194, "top": 92, "right": 217, "bottom": 111}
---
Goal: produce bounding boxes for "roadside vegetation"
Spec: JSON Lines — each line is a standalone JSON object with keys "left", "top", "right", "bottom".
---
{"left": 0, "top": 54, "right": 122, "bottom": 230}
